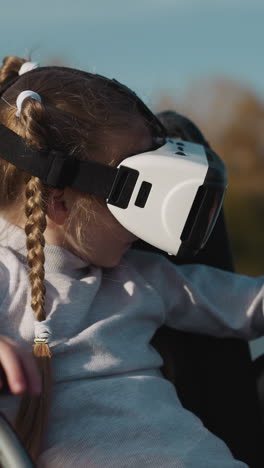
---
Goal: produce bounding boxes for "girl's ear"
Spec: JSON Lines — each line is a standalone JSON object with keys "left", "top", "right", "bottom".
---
{"left": 46, "top": 189, "right": 70, "bottom": 226}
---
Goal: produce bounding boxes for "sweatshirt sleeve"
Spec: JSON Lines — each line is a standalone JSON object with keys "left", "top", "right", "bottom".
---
{"left": 128, "top": 250, "right": 264, "bottom": 341}
{"left": 160, "top": 261, "right": 264, "bottom": 340}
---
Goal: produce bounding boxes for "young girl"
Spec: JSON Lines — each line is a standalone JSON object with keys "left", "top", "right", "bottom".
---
{"left": 0, "top": 56, "right": 263, "bottom": 468}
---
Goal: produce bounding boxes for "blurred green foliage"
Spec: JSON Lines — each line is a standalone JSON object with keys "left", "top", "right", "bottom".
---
{"left": 224, "top": 191, "right": 264, "bottom": 276}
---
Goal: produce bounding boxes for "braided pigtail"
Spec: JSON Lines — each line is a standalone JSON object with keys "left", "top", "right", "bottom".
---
{"left": 0, "top": 56, "right": 26, "bottom": 88}
{"left": 4, "top": 88, "right": 54, "bottom": 461}
{"left": 15, "top": 176, "right": 51, "bottom": 461}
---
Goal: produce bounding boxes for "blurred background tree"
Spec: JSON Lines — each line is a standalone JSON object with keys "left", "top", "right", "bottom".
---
{"left": 155, "top": 78, "right": 264, "bottom": 276}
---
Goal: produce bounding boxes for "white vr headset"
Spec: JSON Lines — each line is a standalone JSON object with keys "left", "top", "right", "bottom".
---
{"left": 107, "top": 138, "right": 227, "bottom": 256}
{"left": 0, "top": 123, "right": 227, "bottom": 258}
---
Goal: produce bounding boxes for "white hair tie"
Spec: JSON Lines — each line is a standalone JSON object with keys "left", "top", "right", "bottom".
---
{"left": 16, "top": 90, "right": 42, "bottom": 117}
{"left": 34, "top": 320, "right": 52, "bottom": 344}
{"left": 18, "top": 61, "right": 39, "bottom": 76}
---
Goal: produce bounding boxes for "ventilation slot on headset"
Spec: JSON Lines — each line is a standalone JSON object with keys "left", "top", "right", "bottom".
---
{"left": 135, "top": 181, "right": 152, "bottom": 208}
{"left": 107, "top": 165, "right": 139, "bottom": 209}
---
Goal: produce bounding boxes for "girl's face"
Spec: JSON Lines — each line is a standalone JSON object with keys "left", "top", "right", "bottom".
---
{"left": 61, "top": 122, "right": 154, "bottom": 268}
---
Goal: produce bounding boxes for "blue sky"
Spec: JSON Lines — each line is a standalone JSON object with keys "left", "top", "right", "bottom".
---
{"left": 1, "top": 0, "right": 264, "bottom": 105}
{"left": 1, "top": 1, "right": 264, "bottom": 356}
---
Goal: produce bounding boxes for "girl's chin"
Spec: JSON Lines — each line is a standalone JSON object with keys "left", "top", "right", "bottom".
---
{"left": 94, "top": 251, "right": 130, "bottom": 268}
{"left": 68, "top": 243, "right": 133, "bottom": 268}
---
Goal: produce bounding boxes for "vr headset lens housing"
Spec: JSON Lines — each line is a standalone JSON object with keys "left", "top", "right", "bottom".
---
{"left": 180, "top": 185, "right": 225, "bottom": 255}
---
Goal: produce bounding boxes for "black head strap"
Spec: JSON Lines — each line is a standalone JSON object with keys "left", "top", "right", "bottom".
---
{"left": 0, "top": 123, "right": 119, "bottom": 196}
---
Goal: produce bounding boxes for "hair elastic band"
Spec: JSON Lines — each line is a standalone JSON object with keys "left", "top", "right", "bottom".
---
{"left": 16, "top": 90, "right": 42, "bottom": 117}
{"left": 18, "top": 61, "right": 39, "bottom": 76}
{"left": 0, "top": 96, "right": 16, "bottom": 110}
{"left": 34, "top": 320, "right": 52, "bottom": 344}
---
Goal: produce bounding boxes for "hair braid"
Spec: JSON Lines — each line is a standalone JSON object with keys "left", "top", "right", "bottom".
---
{"left": 25, "top": 177, "right": 47, "bottom": 320}
{"left": 15, "top": 176, "right": 52, "bottom": 461}
{"left": 0, "top": 56, "right": 26, "bottom": 88}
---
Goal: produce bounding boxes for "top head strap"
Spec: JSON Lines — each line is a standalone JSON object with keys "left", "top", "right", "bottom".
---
{"left": 0, "top": 65, "right": 167, "bottom": 141}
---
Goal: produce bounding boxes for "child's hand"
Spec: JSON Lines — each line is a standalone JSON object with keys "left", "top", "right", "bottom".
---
{"left": 0, "top": 335, "right": 41, "bottom": 395}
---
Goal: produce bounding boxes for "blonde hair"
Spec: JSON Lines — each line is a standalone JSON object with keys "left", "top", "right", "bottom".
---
{"left": 0, "top": 56, "right": 160, "bottom": 461}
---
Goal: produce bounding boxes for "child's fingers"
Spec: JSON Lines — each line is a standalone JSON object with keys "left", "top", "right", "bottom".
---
{"left": 0, "top": 344, "right": 27, "bottom": 395}
{"left": 0, "top": 337, "right": 42, "bottom": 395}
{"left": 20, "top": 351, "right": 42, "bottom": 395}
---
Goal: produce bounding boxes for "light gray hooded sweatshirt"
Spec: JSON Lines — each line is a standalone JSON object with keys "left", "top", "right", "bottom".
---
{"left": 0, "top": 217, "right": 263, "bottom": 467}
